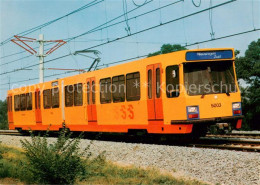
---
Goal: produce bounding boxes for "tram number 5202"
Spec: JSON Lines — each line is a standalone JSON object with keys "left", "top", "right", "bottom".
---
{"left": 211, "top": 103, "right": 221, "bottom": 108}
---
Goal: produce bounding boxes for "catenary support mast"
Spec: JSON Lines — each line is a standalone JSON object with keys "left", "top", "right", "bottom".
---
{"left": 11, "top": 34, "right": 66, "bottom": 83}
{"left": 38, "top": 34, "right": 44, "bottom": 83}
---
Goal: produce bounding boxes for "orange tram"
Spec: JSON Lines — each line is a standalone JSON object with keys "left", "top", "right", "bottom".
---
{"left": 7, "top": 48, "right": 243, "bottom": 138}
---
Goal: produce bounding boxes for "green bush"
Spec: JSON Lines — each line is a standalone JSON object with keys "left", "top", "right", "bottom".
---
{"left": 20, "top": 130, "right": 87, "bottom": 184}
{"left": 0, "top": 121, "right": 8, "bottom": 130}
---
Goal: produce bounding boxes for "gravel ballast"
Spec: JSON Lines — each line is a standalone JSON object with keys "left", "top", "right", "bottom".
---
{"left": 0, "top": 135, "right": 259, "bottom": 185}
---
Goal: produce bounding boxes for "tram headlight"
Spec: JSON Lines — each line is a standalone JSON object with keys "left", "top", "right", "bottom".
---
{"left": 187, "top": 106, "right": 199, "bottom": 120}
{"left": 232, "top": 102, "right": 242, "bottom": 116}
{"left": 232, "top": 102, "right": 241, "bottom": 109}
{"left": 187, "top": 106, "right": 198, "bottom": 113}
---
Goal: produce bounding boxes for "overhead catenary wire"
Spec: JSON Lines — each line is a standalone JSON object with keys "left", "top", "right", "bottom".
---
{"left": 65, "top": 15, "right": 81, "bottom": 73}
{"left": 0, "top": 0, "right": 154, "bottom": 64}
{"left": 0, "top": 44, "right": 58, "bottom": 67}
{"left": 0, "top": 0, "right": 237, "bottom": 76}
{"left": 66, "top": 39, "right": 174, "bottom": 44}
{"left": 0, "top": 0, "right": 171, "bottom": 68}
{"left": 0, "top": 54, "right": 71, "bottom": 77}
{"left": 1, "top": 0, "right": 182, "bottom": 67}
{"left": 132, "top": 0, "right": 149, "bottom": 7}
{"left": 251, "top": 0, "right": 256, "bottom": 30}
{"left": 0, "top": 49, "right": 28, "bottom": 60}
{"left": 66, "top": 0, "right": 237, "bottom": 52}
{"left": 64, "top": 0, "right": 174, "bottom": 41}
{"left": 1, "top": 0, "right": 255, "bottom": 90}
{"left": 1, "top": 0, "right": 256, "bottom": 95}
{"left": 2, "top": 55, "right": 148, "bottom": 86}
{"left": 209, "top": 0, "right": 215, "bottom": 39}
{"left": 0, "top": 39, "right": 62, "bottom": 62}
{"left": 192, "top": 0, "right": 201, "bottom": 7}
{"left": 2, "top": 27, "right": 259, "bottom": 87}
{"left": 104, "top": 0, "right": 109, "bottom": 41}
{"left": 0, "top": 55, "right": 32, "bottom": 67}
{"left": 158, "top": 0, "right": 162, "bottom": 24}
{"left": 0, "top": 1, "right": 103, "bottom": 64}
{"left": 182, "top": 0, "right": 188, "bottom": 45}
{"left": 0, "top": 0, "right": 104, "bottom": 46}
{"left": 123, "top": 0, "right": 131, "bottom": 35}
{"left": 185, "top": 28, "right": 260, "bottom": 47}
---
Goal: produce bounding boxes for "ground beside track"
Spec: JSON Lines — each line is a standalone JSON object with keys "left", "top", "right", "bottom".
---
{"left": 0, "top": 135, "right": 259, "bottom": 185}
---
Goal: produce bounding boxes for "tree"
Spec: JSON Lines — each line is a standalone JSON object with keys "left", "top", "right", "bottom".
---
{"left": 235, "top": 39, "right": 260, "bottom": 130}
{"left": 147, "top": 44, "right": 187, "bottom": 57}
{"left": 0, "top": 99, "right": 8, "bottom": 129}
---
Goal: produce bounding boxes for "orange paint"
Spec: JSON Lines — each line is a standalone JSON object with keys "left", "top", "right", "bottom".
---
{"left": 35, "top": 89, "right": 42, "bottom": 125}
{"left": 146, "top": 63, "right": 164, "bottom": 125}
{"left": 10, "top": 123, "right": 193, "bottom": 134}
{"left": 7, "top": 48, "right": 242, "bottom": 135}
{"left": 127, "top": 105, "right": 134, "bottom": 119}
{"left": 7, "top": 94, "right": 13, "bottom": 123}
{"left": 86, "top": 77, "right": 97, "bottom": 125}
{"left": 120, "top": 105, "right": 127, "bottom": 119}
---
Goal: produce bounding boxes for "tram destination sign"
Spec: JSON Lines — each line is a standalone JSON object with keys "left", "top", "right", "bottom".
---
{"left": 186, "top": 50, "right": 233, "bottom": 61}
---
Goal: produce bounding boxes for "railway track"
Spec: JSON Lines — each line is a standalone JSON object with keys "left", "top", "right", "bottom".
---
{"left": 0, "top": 130, "right": 22, "bottom": 136}
{"left": 190, "top": 137, "right": 260, "bottom": 152}
{"left": 206, "top": 133, "right": 260, "bottom": 139}
{"left": 0, "top": 130, "right": 259, "bottom": 152}
{"left": 187, "top": 143, "right": 260, "bottom": 152}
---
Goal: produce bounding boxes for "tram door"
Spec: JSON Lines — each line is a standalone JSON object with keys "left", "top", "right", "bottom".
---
{"left": 7, "top": 94, "right": 13, "bottom": 123}
{"left": 86, "top": 77, "right": 97, "bottom": 125}
{"left": 146, "top": 63, "right": 164, "bottom": 125}
{"left": 35, "top": 89, "right": 42, "bottom": 124}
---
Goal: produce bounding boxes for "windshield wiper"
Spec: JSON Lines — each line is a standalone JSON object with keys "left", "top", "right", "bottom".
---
{"left": 223, "top": 89, "right": 230, "bottom": 96}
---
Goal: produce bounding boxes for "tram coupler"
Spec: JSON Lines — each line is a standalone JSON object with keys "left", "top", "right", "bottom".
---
{"left": 210, "top": 123, "right": 231, "bottom": 134}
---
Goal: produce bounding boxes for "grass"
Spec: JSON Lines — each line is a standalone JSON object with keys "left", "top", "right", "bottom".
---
{"left": 0, "top": 144, "right": 34, "bottom": 183}
{"left": 0, "top": 144, "right": 205, "bottom": 185}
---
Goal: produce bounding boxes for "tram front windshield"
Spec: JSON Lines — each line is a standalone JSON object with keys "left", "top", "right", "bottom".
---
{"left": 184, "top": 61, "right": 237, "bottom": 96}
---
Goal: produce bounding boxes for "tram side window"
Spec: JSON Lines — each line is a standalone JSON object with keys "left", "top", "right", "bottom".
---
{"left": 10, "top": 96, "right": 13, "bottom": 112}
{"left": 156, "top": 68, "right": 161, "bottom": 98}
{"left": 20, "top": 94, "right": 26, "bottom": 111}
{"left": 92, "top": 81, "right": 95, "bottom": 104}
{"left": 112, "top": 75, "right": 125, "bottom": 103}
{"left": 38, "top": 92, "right": 41, "bottom": 109}
{"left": 35, "top": 92, "right": 37, "bottom": 109}
{"left": 100, "top": 78, "right": 111, "bottom": 104}
{"left": 74, "top": 83, "right": 83, "bottom": 106}
{"left": 14, "top": 95, "right": 20, "bottom": 111}
{"left": 43, "top": 89, "right": 51, "bottom": 109}
{"left": 26, "top": 93, "right": 32, "bottom": 110}
{"left": 166, "top": 65, "right": 179, "bottom": 98}
{"left": 87, "top": 82, "right": 90, "bottom": 105}
{"left": 126, "top": 72, "right": 140, "bottom": 101}
{"left": 148, "top": 70, "right": 152, "bottom": 99}
{"left": 65, "top": 85, "right": 74, "bottom": 107}
{"left": 52, "top": 88, "right": 59, "bottom": 108}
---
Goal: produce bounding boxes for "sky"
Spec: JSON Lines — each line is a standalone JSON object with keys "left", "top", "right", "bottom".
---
{"left": 0, "top": 0, "right": 259, "bottom": 100}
